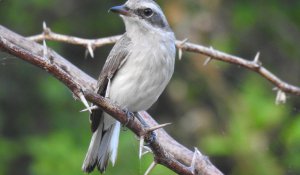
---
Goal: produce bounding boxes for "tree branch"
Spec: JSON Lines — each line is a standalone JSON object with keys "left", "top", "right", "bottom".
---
{"left": 28, "top": 23, "right": 300, "bottom": 103}
{"left": 0, "top": 25, "right": 223, "bottom": 175}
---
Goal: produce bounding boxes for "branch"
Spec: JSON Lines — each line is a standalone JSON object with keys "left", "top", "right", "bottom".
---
{"left": 29, "top": 23, "right": 300, "bottom": 104}
{"left": 0, "top": 25, "right": 223, "bottom": 175}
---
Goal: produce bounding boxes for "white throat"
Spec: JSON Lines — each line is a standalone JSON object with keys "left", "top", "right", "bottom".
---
{"left": 122, "top": 16, "right": 174, "bottom": 44}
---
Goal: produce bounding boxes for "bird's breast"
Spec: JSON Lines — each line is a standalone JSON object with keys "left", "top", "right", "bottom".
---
{"left": 109, "top": 39, "right": 175, "bottom": 112}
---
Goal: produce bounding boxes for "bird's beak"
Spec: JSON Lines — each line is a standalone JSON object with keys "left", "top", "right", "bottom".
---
{"left": 109, "top": 5, "right": 131, "bottom": 16}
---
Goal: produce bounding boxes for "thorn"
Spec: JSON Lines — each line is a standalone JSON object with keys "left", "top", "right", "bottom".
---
{"left": 275, "top": 90, "right": 287, "bottom": 105}
{"left": 141, "top": 146, "right": 152, "bottom": 156}
{"left": 146, "top": 123, "right": 172, "bottom": 133}
{"left": 189, "top": 147, "right": 202, "bottom": 174}
{"left": 204, "top": 46, "right": 214, "bottom": 66}
{"left": 190, "top": 148, "right": 197, "bottom": 174}
{"left": 178, "top": 48, "right": 183, "bottom": 60}
{"left": 43, "top": 21, "right": 47, "bottom": 31}
{"left": 87, "top": 42, "right": 95, "bottom": 58}
{"left": 84, "top": 49, "right": 89, "bottom": 59}
{"left": 42, "top": 21, "right": 50, "bottom": 35}
{"left": 254, "top": 52, "right": 260, "bottom": 62}
{"left": 209, "top": 46, "right": 216, "bottom": 53}
{"left": 144, "top": 161, "right": 157, "bottom": 175}
{"left": 80, "top": 105, "right": 98, "bottom": 112}
{"left": 79, "top": 92, "right": 92, "bottom": 113}
{"left": 139, "top": 136, "right": 144, "bottom": 159}
{"left": 195, "top": 147, "right": 202, "bottom": 155}
{"left": 43, "top": 40, "right": 48, "bottom": 60}
{"left": 253, "top": 52, "right": 262, "bottom": 67}
{"left": 203, "top": 57, "right": 212, "bottom": 66}
{"left": 181, "top": 38, "right": 189, "bottom": 44}
{"left": 178, "top": 38, "right": 188, "bottom": 60}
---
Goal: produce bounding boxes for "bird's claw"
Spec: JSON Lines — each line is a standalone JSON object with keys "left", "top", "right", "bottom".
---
{"left": 122, "top": 108, "right": 135, "bottom": 128}
{"left": 144, "top": 131, "right": 157, "bottom": 145}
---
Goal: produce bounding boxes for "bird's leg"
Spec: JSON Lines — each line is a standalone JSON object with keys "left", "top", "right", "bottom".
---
{"left": 134, "top": 112, "right": 157, "bottom": 159}
{"left": 122, "top": 108, "right": 135, "bottom": 128}
{"left": 135, "top": 112, "right": 156, "bottom": 142}
{"left": 134, "top": 112, "right": 149, "bottom": 127}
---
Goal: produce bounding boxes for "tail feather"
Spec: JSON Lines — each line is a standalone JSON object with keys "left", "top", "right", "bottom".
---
{"left": 82, "top": 122, "right": 104, "bottom": 173}
{"left": 97, "top": 121, "right": 120, "bottom": 172}
{"left": 109, "top": 121, "right": 121, "bottom": 165}
{"left": 82, "top": 114, "right": 121, "bottom": 173}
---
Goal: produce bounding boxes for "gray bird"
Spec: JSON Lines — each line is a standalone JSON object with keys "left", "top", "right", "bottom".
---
{"left": 82, "top": 0, "right": 176, "bottom": 173}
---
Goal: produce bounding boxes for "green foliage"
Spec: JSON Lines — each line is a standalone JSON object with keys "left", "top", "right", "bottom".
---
{"left": 0, "top": 139, "right": 19, "bottom": 175}
{"left": 201, "top": 75, "right": 290, "bottom": 175}
{"left": 27, "top": 131, "right": 85, "bottom": 175}
{"left": 232, "top": 3, "right": 258, "bottom": 31}
{"left": 23, "top": 130, "right": 176, "bottom": 175}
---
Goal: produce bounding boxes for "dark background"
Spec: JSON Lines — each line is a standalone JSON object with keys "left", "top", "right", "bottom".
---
{"left": 1, "top": 0, "right": 300, "bottom": 175}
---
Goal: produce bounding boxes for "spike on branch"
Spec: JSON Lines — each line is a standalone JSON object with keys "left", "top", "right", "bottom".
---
{"left": 178, "top": 38, "right": 189, "bottom": 60}
{"left": 42, "top": 40, "right": 48, "bottom": 60}
{"left": 86, "top": 42, "right": 95, "bottom": 58}
{"left": 145, "top": 123, "right": 172, "bottom": 133}
{"left": 80, "top": 105, "right": 98, "bottom": 113}
{"left": 253, "top": 52, "right": 262, "bottom": 68}
{"left": 79, "top": 92, "right": 92, "bottom": 113}
{"left": 144, "top": 161, "right": 157, "bottom": 175}
{"left": 203, "top": 46, "right": 215, "bottom": 66}
{"left": 139, "top": 136, "right": 145, "bottom": 159}
{"left": 276, "top": 90, "right": 287, "bottom": 105}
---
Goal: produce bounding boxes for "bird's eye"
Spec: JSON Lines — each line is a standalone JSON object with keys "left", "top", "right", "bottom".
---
{"left": 143, "top": 8, "right": 153, "bottom": 17}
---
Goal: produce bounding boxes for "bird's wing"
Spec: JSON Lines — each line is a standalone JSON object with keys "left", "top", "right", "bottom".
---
{"left": 90, "top": 34, "right": 131, "bottom": 132}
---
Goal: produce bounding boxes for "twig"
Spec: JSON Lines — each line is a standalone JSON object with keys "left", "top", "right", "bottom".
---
{"left": 28, "top": 25, "right": 300, "bottom": 99}
{"left": 0, "top": 25, "right": 223, "bottom": 175}
{"left": 28, "top": 22, "right": 121, "bottom": 48}
{"left": 177, "top": 42, "right": 300, "bottom": 97}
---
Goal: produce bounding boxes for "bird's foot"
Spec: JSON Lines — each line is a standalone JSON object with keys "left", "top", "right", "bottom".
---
{"left": 122, "top": 108, "right": 135, "bottom": 128}
{"left": 145, "top": 131, "right": 157, "bottom": 144}
{"left": 144, "top": 123, "right": 171, "bottom": 143}
{"left": 139, "top": 123, "right": 172, "bottom": 159}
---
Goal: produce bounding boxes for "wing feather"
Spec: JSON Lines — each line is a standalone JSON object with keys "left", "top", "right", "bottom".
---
{"left": 90, "top": 34, "right": 131, "bottom": 132}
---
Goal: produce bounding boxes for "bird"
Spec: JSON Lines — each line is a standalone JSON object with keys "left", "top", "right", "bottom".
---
{"left": 82, "top": 0, "right": 176, "bottom": 173}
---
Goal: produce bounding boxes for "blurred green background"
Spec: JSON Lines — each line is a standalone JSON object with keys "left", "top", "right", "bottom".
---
{"left": 1, "top": 0, "right": 300, "bottom": 174}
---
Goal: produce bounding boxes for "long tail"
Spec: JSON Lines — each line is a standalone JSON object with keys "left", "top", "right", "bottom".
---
{"left": 82, "top": 114, "right": 121, "bottom": 173}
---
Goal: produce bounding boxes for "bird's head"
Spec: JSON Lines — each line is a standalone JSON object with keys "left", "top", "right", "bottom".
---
{"left": 109, "top": 0, "right": 171, "bottom": 33}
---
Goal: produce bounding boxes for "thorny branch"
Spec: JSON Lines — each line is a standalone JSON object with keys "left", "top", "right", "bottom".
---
{"left": 0, "top": 25, "right": 223, "bottom": 175}
{"left": 28, "top": 23, "right": 300, "bottom": 103}
{"left": 2, "top": 20, "right": 300, "bottom": 174}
